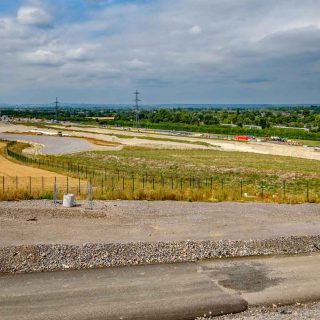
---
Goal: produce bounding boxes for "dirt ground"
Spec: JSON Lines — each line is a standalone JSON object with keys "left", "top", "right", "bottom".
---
{"left": 2, "top": 123, "right": 320, "bottom": 159}
{"left": 1, "top": 200, "right": 320, "bottom": 246}
{"left": 0, "top": 142, "right": 64, "bottom": 177}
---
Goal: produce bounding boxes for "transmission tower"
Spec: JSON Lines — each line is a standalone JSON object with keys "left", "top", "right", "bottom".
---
{"left": 55, "top": 97, "right": 59, "bottom": 121}
{"left": 134, "top": 90, "right": 141, "bottom": 128}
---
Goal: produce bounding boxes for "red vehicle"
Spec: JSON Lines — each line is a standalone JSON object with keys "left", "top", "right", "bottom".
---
{"left": 234, "top": 135, "right": 250, "bottom": 141}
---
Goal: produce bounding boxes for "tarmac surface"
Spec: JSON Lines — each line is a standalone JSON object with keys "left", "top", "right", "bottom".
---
{"left": 1, "top": 201, "right": 320, "bottom": 246}
{"left": 1, "top": 253, "right": 320, "bottom": 320}
{"left": 0, "top": 262, "right": 247, "bottom": 320}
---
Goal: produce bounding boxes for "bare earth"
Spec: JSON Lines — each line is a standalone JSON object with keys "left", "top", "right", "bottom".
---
{"left": 1, "top": 200, "right": 320, "bottom": 246}
{"left": 0, "top": 142, "right": 67, "bottom": 178}
{"left": 1, "top": 123, "right": 320, "bottom": 159}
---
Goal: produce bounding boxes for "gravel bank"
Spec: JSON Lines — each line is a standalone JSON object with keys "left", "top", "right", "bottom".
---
{"left": 1, "top": 236, "right": 320, "bottom": 274}
{"left": 197, "top": 302, "right": 320, "bottom": 319}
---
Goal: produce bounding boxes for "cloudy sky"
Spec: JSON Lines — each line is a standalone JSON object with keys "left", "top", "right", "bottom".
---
{"left": 1, "top": 0, "right": 320, "bottom": 104}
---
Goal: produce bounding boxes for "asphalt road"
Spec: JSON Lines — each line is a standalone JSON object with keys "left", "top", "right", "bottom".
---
{"left": 0, "top": 263, "right": 246, "bottom": 320}
{"left": 197, "top": 253, "right": 320, "bottom": 306}
{"left": 1, "top": 253, "right": 320, "bottom": 320}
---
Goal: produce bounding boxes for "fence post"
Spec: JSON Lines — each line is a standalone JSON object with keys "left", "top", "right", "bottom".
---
{"left": 101, "top": 177, "right": 104, "bottom": 192}
{"left": 132, "top": 175, "right": 135, "bottom": 192}
{"left": 240, "top": 179, "right": 243, "bottom": 198}
{"left": 260, "top": 181, "right": 264, "bottom": 198}
{"left": 29, "top": 176, "right": 32, "bottom": 194}
{"left": 87, "top": 178, "right": 93, "bottom": 210}
{"left": 66, "top": 176, "right": 69, "bottom": 194}
{"left": 2, "top": 176, "right": 4, "bottom": 193}
{"left": 42, "top": 176, "right": 44, "bottom": 193}
{"left": 53, "top": 177, "right": 57, "bottom": 207}
{"left": 16, "top": 176, "right": 18, "bottom": 191}
{"left": 171, "top": 177, "right": 174, "bottom": 190}
{"left": 306, "top": 181, "right": 309, "bottom": 202}
{"left": 122, "top": 176, "right": 125, "bottom": 191}
{"left": 78, "top": 177, "right": 81, "bottom": 194}
{"left": 283, "top": 180, "right": 286, "bottom": 198}
{"left": 142, "top": 176, "right": 145, "bottom": 190}
{"left": 112, "top": 176, "right": 114, "bottom": 192}
{"left": 221, "top": 179, "right": 224, "bottom": 192}
{"left": 180, "top": 177, "right": 183, "bottom": 191}
{"left": 210, "top": 177, "right": 213, "bottom": 191}
{"left": 153, "top": 177, "right": 155, "bottom": 190}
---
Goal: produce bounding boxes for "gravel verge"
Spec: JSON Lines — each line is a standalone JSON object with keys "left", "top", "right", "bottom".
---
{"left": 1, "top": 236, "right": 320, "bottom": 274}
{"left": 196, "top": 302, "right": 320, "bottom": 319}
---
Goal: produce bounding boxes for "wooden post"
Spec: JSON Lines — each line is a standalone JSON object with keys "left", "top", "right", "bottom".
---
{"left": 66, "top": 176, "right": 69, "bottom": 194}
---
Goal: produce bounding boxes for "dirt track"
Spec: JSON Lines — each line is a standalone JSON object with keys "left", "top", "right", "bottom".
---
{"left": 2, "top": 123, "right": 320, "bottom": 159}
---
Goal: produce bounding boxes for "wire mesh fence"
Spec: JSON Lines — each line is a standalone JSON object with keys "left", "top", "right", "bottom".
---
{"left": 0, "top": 174, "right": 319, "bottom": 203}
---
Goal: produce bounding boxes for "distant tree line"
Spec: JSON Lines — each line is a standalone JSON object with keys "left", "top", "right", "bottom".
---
{"left": 1, "top": 105, "right": 320, "bottom": 141}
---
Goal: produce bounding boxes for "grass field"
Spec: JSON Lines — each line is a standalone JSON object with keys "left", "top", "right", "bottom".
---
{"left": 32, "top": 145, "right": 320, "bottom": 203}
{"left": 2, "top": 139, "right": 320, "bottom": 203}
{"left": 53, "top": 146, "right": 320, "bottom": 180}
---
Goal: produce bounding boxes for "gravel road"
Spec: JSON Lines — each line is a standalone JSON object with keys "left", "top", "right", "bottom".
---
{"left": 1, "top": 200, "right": 320, "bottom": 245}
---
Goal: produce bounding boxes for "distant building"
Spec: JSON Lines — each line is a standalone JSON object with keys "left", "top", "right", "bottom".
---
{"left": 273, "top": 125, "right": 309, "bottom": 132}
{"left": 221, "top": 123, "right": 237, "bottom": 127}
{"left": 89, "top": 116, "right": 115, "bottom": 121}
{"left": 243, "top": 125, "right": 262, "bottom": 130}
{"left": 0, "top": 115, "right": 9, "bottom": 122}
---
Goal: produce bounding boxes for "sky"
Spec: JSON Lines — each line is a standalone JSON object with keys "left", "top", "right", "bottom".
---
{"left": 1, "top": 0, "right": 320, "bottom": 104}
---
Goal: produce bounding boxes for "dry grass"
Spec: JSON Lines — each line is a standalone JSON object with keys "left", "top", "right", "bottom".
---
{"left": 84, "top": 137, "right": 122, "bottom": 146}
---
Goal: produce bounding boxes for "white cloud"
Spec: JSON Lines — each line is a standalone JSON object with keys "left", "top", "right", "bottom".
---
{"left": 24, "top": 50, "right": 62, "bottom": 66}
{"left": 188, "top": 25, "right": 202, "bottom": 35}
{"left": 124, "top": 58, "right": 151, "bottom": 70}
{"left": 17, "top": 6, "right": 52, "bottom": 27}
{"left": 1, "top": 0, "right": 320, "bottom": 103}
